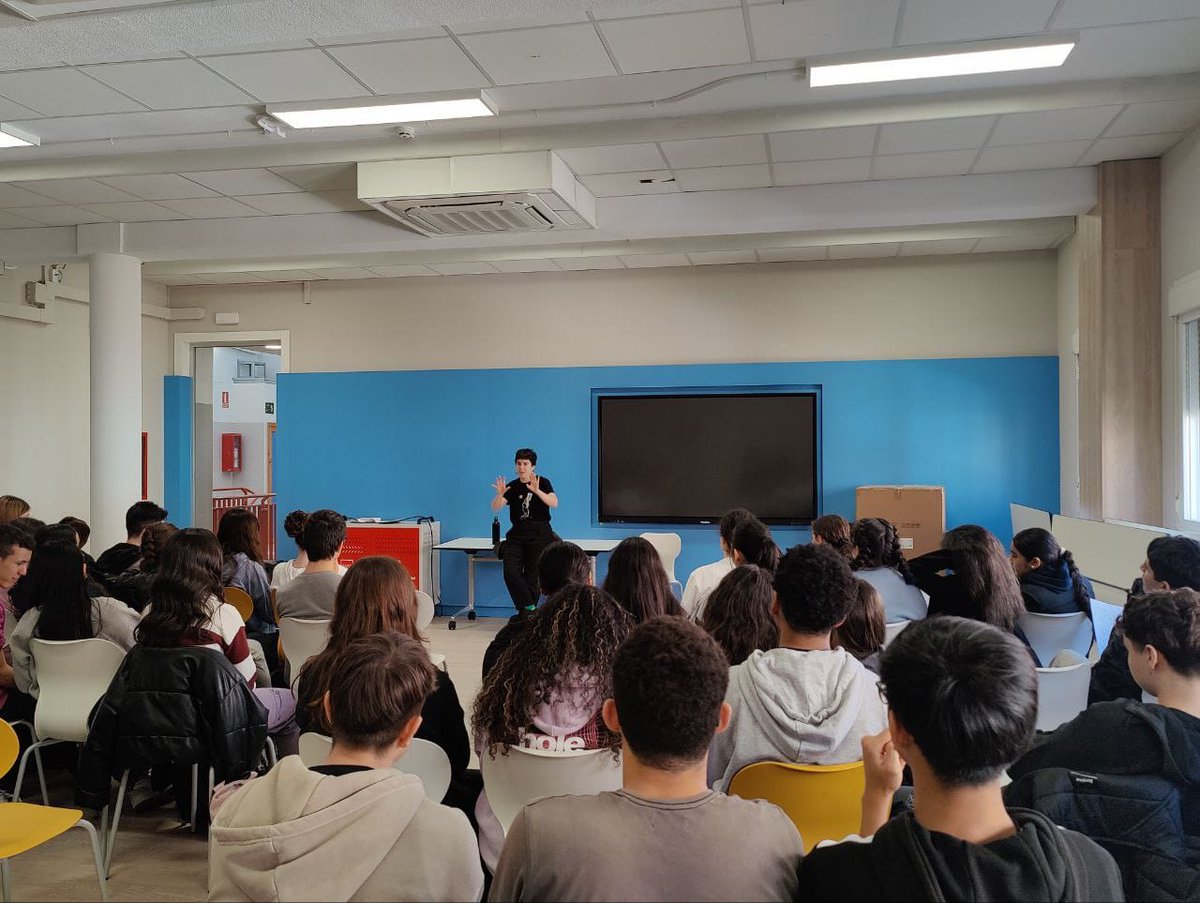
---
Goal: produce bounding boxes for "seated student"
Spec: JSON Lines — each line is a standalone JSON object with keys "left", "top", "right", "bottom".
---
{"left": 1091, "top": 535, "right": 1200, "bottom": 704}
{"left": 490, "top": 617, "right": 803, "bottom": 902}
{"left": 94, "top": 500, "right": 167, "bottom": 580}
{"left": 0, "top": 494, "right": 30, "bottom": 525}
{"left": 810, "top": 513, "right": 855, "bottom": 560}
{"left": 1008, "top": 588, "right": 1200, "bottom": 899}
{"left": 209, "top": 631, "right": 484, "bottom": 903}
{"left": 473, "top": 584, "right": 634, "bottom": 873}
{"left": 1010, "top": 527, "right": 1095, "bottom": 616}
{"left": 851, "top": 517, "right": 927, "bottom": 623}
{"left": 682, "top": 506, "right": 755, "bottom": 620}
{"left": 217, "top": 508, "right": 278, "bottom": 679}
{"left": 276, "top": 509, "right": 346, "bottom": 621}
{"left": 9, "top": 541, "right": 140, "bottom": 698}
{"left": 0, "top": 524, "right": 34, "bottom": 794}
{"left": 796, "top": 616, "right": 1123, "bottom": 901}
{"left": 105, "top": 522, "right": 177, "bottom": 612}
{"left": 908, "top": 525, "right": 1024, "bottom": 633}
{"left": 833, "top": 579, "right": 886, "bottom": 674}
{"left": 730, "top": 517, "right": 782, "bottom": 572}
{"left": 481, "top": 540, "right": 590, "bottom": 680}
{"left": 699, "top": 564, "right": 778, "bottom": 666}
{"left": 9, "top": 516, "right": 45, "bottom": 541}
{"left": 268, "top": 509, "right": 346, "bottom": 592}
{"left": 707, "top": 544, "right": 887, "bottom": 791}
{"left": 602, "top": 536, "right": 686, "bottom": 623}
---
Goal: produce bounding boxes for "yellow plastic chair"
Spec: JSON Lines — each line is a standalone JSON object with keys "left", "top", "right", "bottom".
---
{"left": 0, "top": 719, "right": 108, "bottom": 902}
{"left": 728, "top": 760, "right": 865, "bottom": 853}
{"left": 223, "top": 586, "right": 255, "bottom": 623}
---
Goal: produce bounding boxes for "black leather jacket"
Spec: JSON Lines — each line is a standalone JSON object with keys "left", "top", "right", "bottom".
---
{"left": 76, "top": 645, "right": 268, "bottom": 811}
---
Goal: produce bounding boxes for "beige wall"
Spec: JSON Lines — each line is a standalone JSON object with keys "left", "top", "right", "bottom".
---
{"left": 168, "top": 252, "right": 1060, "bottom": 372}
{"left": 1057, "top": 232, "right": 1082, "bottom": 517}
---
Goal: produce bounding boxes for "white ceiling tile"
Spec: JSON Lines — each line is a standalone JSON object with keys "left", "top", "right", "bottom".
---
{"left": 156, "top": 197, "right": 269, "bottom": 218}
{"left": 188, "top": 272, "right": 270, "bottom": 284}
{"left": 369, "top": 264, "right": 439, "bottom": 277}
{"left": 871, "top": 150, "right": 977, "bottom": 179}
{"left": 305, "top": 267, "right": 383, "bottom": 280}
{"left": 990, "top": 106, "right": 1123, "bottom": 145}
{"left": 829, "top": 242, "right": 901, "bottom": 259}
{"left": 898, "top": 0, "right": 1058, "bottom": 45}
{"left": 82, "top": 59, "right": 257, "bottom": 108}
{"left": 579, "top": 170, "right": 678, "bottom": 196}
{"left": 0, "top": 210, "right": 41, "bottom": 229}
{"left": 554, "top": 256, "right": 627, "bottom": 270}
{"left": 0, "top": 68, "right": 146, "bottom": 116}
{"left": 1053, "top": 0, "right": 1200, "bottom": 29}
{"left": 0, "top": 96, "right": 40, "bottom": 119}
{"left": 973, "top": 235, "right": 1055, "bottom": 253}
{"left": 973, "top": 141, "right": 1091, "bottom": 173}
{"left": 202, "top": 49, "right": 370, "bottom": 103}
{"left": 1106, "top": 100, "right": 1200, "bottom": 137}
{"left": 687, "top": 249, "right": 757, "bottom": 265}
{"left": 268, "top": 163, "right": 357, "bottom": 191}
{"left": 1079, "top": 133, "right": 1182, "bottom": 165}
{"left": 23, "top": 107, "right": 258, "bottom": 142}
{"left": 428, "top": 261, "right": 499, "bottom": 276}
{"left": 619, "top": 252, "right": 692, "bottom": 268}
{"left": 661, "top": 135, "right": 767, "bottom": 168}
{"left": 591, "top": 0, "right": 739, "bottom": 19}
{"left": 0, "top": 183, "right": 61, "bottom": 207}
{"left": 458, "top": 24, "right": 617, "bottom": 85}
{"left": 877, "top": 116, "right": 995, "bottom": 155}
{"left": 237, "top": 191, "right": 368, "bottom": 215}
{"left": 674, "top": 164, "right": 771, "bottom": 191}
{"left": 6, "top": 205, "right": 109, "bottom": 226}
{"left": 491, "top": 259, "right": 562, "bottom": 273}
{"left": 451, "top": 12, "right": 590, "bottom": 33}
{"left": 327, "top": 39, "right": 490, "bottom": 95}
{"left": 79, "top": 201, "right": 184, "bottom": 221}
{"left": 899, "top": 238, "right": 980, "bottom": 256}
{"left": 1060, "top": 19, "right": 1200, "bottom": 81}
{"left": 757, "top": 246, "right": 827, "bottom": 262}
{"left": 149, "top": 275, "right": 205, "bottom": 285}
{"left": 768, "top": 126, "right": 876, "bottom": 162}
{"left": 193, "top": 39, "right": 315, "bottom": 56}
{"left": 748, "top": 0, "right": 901, "bottom": 62}
{"left": 11, "top": 178, "right": 140, "bottom": 204}
{"left": 598, "top": 8, "right": 750, "bottom": 74}
{"left": 773, "top": 157, "right": 871, "bottom": 185}
{"left": 554, "top": 143, "right": 666, "bottom": 174}
{"left": 316, "top": 27, "right": 449, "bottom": 44}
{"left": 246, "top": 270, "right": 322, "bottom": 281}
{"left": 185, "top": 169, "right": 307, "bottom": 195}
{"left": 95, "top": 174, "right": 221, "bottom": 200}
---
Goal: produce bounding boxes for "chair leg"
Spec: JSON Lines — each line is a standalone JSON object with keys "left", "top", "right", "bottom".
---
{"left": 0, "top": 858, "right": 10, "bottom": 903}
{"left": 73, "top": 819, "right": 110, "bottom": 903}
{"left": 264, "top": 737, "right": 277, "bottom": 768}
{"left": 33, "top": 744, "right": 48, "bottom": 807}
{"left": 12, "top": 738, "right": 59, "bottom": 805}
{"left": 190, "top": 764, "right": 199, "bottom": 832}
{"left": 103, "top": 770, "right": 129, "bottom": 879}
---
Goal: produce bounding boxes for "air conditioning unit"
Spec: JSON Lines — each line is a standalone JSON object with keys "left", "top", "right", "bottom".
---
{"left": 358, "top": 151, "right": 596, "bottom": 237}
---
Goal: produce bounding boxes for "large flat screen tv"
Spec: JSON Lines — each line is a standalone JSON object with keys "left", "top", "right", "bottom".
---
{"left": 596, "top": 389, "right": 819, "bottom": 525}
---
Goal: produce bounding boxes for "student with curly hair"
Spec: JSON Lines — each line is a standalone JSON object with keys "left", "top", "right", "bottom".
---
{"left": 707, "top": 544, "right": 887, "bottom": 791}
{"left": 699, "top": 565, "right": 777, "bottom": 666}
{"left": 851, "top": 517, "right": 927, "bottom": 624}
{"left": 472, "top": 583, "right": 634, "bottom": 873}
{"left": 270, "top": 509, "right": 310, "bottom": 592}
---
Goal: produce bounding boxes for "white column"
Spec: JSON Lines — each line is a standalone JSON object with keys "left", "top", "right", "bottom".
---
{"left": 89, "top": 252, "right": 143, "bottom": 550}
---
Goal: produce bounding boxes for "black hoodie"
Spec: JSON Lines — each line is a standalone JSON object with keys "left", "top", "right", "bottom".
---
{"left": 795, "top": 807, "right": 1121, "bottom": 902}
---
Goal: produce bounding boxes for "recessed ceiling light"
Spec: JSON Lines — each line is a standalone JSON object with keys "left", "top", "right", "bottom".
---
{"left": 0, "top": 124, "right": 39, "bottom": 148}
{"left": 267, "top": 91, "right": 495, "bottom": 129}
{"left": 809, "top": 40, "right": 1075, "bottom": 87}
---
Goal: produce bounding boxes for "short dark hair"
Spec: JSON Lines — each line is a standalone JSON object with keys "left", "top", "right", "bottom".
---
{"left": 327, "top": 632, "right": 437, "bottom": 751}
{"left": 36, "top": 523, "right": 79, "bottom": 548}
{"left": 58, "top": 516, "right": 90, "bottom": 547}
{"left": 283, "top": 510, "right": 309, "bottom": 547}
{"left": 125, "top": 501, "right": 167, "bottom": 537}
{"left": 537, "top": 541, "right": 590, "bottom": 596}
{"left": 1147, "top": 536, "right": 1200, "bottom": 591}
{"left": 0, "top": 523, "right": 34, "bottom": 559}
{"left": 514, "top": 447, "right": 537, "bottom": 465}
{"left": 1123, "top": 589, "right": 1200, "bottom": 677}
{"left": 9, "top": 517, "right": 45, "bottom": 539}
{"left": 612, "top": 617, "right": 729, "bottom": 770}
{"left": 880, "top": 617, "right": 1037, "bottom": 787}
{"left": 302, "top": 509, "right": 346, "bottom": 562}
{"left": 719, "top": 507, "right": 756, "bottom": 547}
{"left": 772, "top": 543, "right": 856, "bottom": 634}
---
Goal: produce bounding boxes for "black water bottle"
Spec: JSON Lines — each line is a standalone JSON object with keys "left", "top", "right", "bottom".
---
{"left": 491, "top": 516, "right": 501, "bottom": 545}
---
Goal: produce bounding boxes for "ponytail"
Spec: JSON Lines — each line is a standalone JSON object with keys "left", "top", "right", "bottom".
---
{"left": 1060, "top": 549, "right": 1092, "bottom": 613}
{"left": 883, "top": 522, "right": 917, "bottom": 585}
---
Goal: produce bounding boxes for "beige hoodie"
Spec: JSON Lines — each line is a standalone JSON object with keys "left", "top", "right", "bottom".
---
{"left": 208, "top": 756, "right": 483, "bottom": 903}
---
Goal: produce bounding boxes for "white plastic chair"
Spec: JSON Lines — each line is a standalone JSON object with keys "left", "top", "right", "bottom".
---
{"left": 882, "top": 621, "right": 911, "bottom": 648}
{"left": 1035, "top": 650, "right": 1092, "bottom": 732}
{"left": 481, "top": 744, "right": 623, "bottom": 834}
{"left": 297, "top": 733, "right": 452, "bottom": 802}
{"left": 1018, "top": 610, "right": 1093, "bottom": 667}
{"left": 13, "top": 638, "right": 127, "bottom": 805}
{"left": 415, "top": 590, "right": 435, "bottom": 631}
{"left": 640, "top": 532, "right": 682, "bottom": 583}
{"left": 1089, "top": 599, "right": 1122, "bottom": 655}
{"left": 278, "top": 617, "right": 331, "bottom": 683}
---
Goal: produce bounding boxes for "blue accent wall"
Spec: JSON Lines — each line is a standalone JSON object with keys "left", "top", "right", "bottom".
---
{"left": 163, "top": 375, "right": 193, "bottom": 528}
{"left": 274, "top": 357, "right": 1059, "bottom": 617}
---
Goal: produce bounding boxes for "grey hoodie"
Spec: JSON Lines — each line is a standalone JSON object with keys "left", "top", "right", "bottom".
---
{"left": 708, "top": 647, "right": 888, "bottom": 791}
{"left": 208, "top": 756, "right": 483, "bottom": 902}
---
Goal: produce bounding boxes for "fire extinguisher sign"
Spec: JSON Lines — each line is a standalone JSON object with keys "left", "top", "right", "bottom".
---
{"left": 221, "top": 391, "right": 229, "bottom": 409}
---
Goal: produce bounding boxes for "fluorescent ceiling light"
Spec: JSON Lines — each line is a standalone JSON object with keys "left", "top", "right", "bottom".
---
{"left": 263, "top": 344, "right": 282, "bottom": 350}
{"left": 268, "top": 93, "right": 495, "bottom": 129}
{"left": 810, "top": 41, "right": 1075, "bottom": 87}
{"left": 0, "top": 124, "right": 39, "bottom": 148}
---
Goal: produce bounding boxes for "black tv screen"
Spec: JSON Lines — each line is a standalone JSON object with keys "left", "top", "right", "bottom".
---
{"left": 596, "top": 390, "right": 819, "bottom": 525}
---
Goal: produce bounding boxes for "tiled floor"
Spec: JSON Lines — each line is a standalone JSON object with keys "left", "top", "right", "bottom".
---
{"left": 9, "top": 616, "right": 505, "bottom": 903}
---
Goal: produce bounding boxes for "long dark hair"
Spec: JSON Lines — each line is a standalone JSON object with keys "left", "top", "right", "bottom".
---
{"left": 472, "top": 584, "right": 633, "bottom": 755}
{"left": 732, "top": 518, "right": 781, "bottom": 572}
{"left": 602, "top": 536, "right": 684, "bottom": 622}
{"left": 943, "top": 525, "right": 1024, "bottom": 631}
{"left": 833, "top": 579, "right": 886, "bottom": 661}
{"left": 700, "top": 565, "right": 778, "bottom": 666}
{"left": 136, "top": 528, "right": 225, "bottom": 647}
{"left": 26, "top": 541, "right": 94, "bottom": 641}
{"left": 1012, "top": 528, "right": 1091, "bottom": 611}
{"left": 138, "top": 522, "right": 178, "bottom": 574}
{"left": 217, "top": 508, "right": 262, "bottom": 564}
{"left": 851, "top": 517, "right": 915, "bottom": 584}
{"left": 811, "top": 515, "right": 855, "bottom": 559}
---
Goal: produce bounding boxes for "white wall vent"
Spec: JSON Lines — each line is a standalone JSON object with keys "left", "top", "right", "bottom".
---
{"left": 358, "top": 151, "right": 596, "bottom": 237}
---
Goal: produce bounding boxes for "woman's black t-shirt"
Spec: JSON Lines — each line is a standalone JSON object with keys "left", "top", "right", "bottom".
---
{"left": 504, "top": 477, "right": 554, "bottom": 527}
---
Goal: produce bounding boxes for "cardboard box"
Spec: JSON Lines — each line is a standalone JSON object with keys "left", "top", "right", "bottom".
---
{"left": 855, "top": 486, "right": 946, "bottom": 559}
